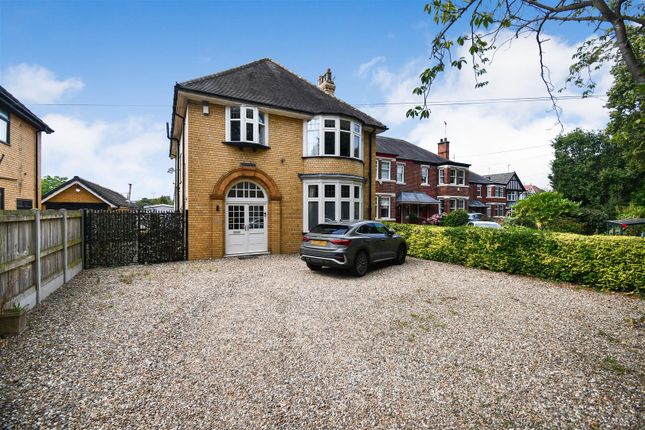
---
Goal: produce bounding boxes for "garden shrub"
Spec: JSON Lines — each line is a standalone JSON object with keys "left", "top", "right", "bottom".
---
{"left": 387, "top": 223, "right": 645, "bottom": 294}
{"left": 439, "top": 210, "right": 469, "bottom": 227}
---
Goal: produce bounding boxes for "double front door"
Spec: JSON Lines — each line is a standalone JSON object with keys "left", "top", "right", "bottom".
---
{"left": 225, "top": 203, "right": 267, "bottom": 255}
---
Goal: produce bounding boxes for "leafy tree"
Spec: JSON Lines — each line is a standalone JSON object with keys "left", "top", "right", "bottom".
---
{"left": 510, "top": 192, "right": 582, "bottom": 231}
{"left": 42, "top": 175, "right": 68, "bottom": 195}
{"left": 549, "top": 129, "right": 635, "bottom": 216}
{"left": 408, "top": 0, "right": 644, "bottom": 120}
{"left": 135, "top": 195, "right": 173, "bottom": 208}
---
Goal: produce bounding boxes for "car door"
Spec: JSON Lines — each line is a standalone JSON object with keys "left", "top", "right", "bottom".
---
{"left": 373, "top": 222, "right": 398, "bottom": 259}
{"left": 356, "top": 223, "right": 382, "bottom": 261}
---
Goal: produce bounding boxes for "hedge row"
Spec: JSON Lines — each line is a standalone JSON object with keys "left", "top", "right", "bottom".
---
{"left": 387, "top": 224, "right": 645, "bottom": 294}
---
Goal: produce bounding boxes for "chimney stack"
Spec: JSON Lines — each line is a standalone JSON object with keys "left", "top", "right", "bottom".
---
{"left": 438, "top": 138, "right": 450, "bottom": 160}
{"left": 317, "top": 68, "right": 336, "bottom": 96}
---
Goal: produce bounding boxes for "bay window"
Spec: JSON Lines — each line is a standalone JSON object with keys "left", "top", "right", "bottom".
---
{"left": 304, "top": 116, "right": 362, "bottom": 159}
{"left": 439, "top": 169, "right": 445, "bottom": 184}
{"left": 477, "top": 184, "right": 482, "bottom": 197}
{"left": 457, "top": 170, "right": 465, "bottom": 185}
{"left": 449, "top": 169, "right": 456, "bottom": 184}
{"left": 304, "top": 181, "right": 362, "bottom": 231}
{"left": 226, "top": 106, "right": 268, "bottom": 145}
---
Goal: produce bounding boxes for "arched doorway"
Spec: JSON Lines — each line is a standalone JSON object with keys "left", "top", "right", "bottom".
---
{"left": 225, "top": 180, "right": 268, "bottom": 255}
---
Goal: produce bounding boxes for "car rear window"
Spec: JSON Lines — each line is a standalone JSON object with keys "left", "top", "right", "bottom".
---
{"left": 310, "top": 224, "right": 350, "bottom": 235}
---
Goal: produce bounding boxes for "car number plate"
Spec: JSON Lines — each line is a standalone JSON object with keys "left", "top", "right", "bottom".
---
{"left": 311, "top": 240, "right": 327, "bottom": 247}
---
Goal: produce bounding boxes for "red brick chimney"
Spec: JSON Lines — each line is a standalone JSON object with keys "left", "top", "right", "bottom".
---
{"left": 438, "top": 138, "right": 449, "bottom": 160}
{"left": 317, "top": 68, "right": 336, "bottom": 96}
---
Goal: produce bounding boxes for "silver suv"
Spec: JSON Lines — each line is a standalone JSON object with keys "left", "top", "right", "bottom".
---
{"left": 300, "top": 221, "right": 407, "bottom": 276}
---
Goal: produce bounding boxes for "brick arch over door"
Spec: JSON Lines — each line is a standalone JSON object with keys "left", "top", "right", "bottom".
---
{"left": 210, "top": 167, "right": 282, "bottom": 201}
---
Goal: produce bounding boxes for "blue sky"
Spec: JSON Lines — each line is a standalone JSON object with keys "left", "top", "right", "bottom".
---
{"left": 0, "top": 0, "right": 611, "bottom": 198}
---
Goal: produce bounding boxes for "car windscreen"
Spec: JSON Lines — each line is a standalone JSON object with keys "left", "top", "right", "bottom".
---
{"left": 309, "top": 224, "right": 350, "bottom": 235}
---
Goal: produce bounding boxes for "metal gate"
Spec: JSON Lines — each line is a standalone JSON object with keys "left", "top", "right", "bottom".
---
{"left": 83, "top": 210, "right": 187, "bottom": 268}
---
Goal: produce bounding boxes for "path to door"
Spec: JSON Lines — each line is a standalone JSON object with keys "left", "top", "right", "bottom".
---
{"left": 1, "top": 256, "right": 643, "bottom": 428}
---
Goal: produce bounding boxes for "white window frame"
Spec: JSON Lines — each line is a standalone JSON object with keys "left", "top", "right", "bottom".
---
{"left": 377, "top": 159, "right": 392, "bottom": 181}
{"left": 396, "top": 163, "right": 406, "bottom": 184}
{"left": 302, "top": 180, "right": 363, "bottom": 231}
{"left": 225, "top": 106, "right": 269, "bottom": 145}
{"left": 421, "top": 165, "right": 429, "bottom": 185}
{"left": 438, "top": 169, "right": 445, "bottom": 185}
{"left": 477, "top": 184, "right": 482, "bottom": 198}
{"left": 375, "top": 193, "right": 395, "bottom": 221}
{"left": 0, "top": 109, "right": 8, "bottom": 145}
{"left": 303, "top": 116, "right": 362, "bottom": 160}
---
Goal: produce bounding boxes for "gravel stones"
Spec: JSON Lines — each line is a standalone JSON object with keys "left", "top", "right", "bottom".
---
{"left": 1, "top": 256, "right": 643, "bottom": 429}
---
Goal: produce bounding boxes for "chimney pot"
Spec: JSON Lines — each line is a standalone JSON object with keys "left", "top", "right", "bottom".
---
{"left": 438, "top": 138, "right": 450, "bottom": 160}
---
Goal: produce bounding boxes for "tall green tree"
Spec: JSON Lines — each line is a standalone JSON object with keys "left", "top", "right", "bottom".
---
{"left": 135, "top": 195, "right": 173, "bottom": 208}
{"left": 549, "top": 129, "right": 634, "bottom": 215}
{"left": 510, "top": 192, "right": 582, "bottom": 232}
{"left": 42, "top": 175, "right": 68, "bottom": 195}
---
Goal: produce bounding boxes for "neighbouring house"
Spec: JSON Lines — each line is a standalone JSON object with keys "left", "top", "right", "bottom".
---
{"left": 468, "top": 171, "right": 508, "bottom": 218}
{"left": 42, "top": 176, "right": 135, "bottom": 210}
{"left": 375, "top": 136, "right": 472, "bottom": 222}
{"left": 169, "top": 59, "right": 386, "bottom": 259}
{"left": 485, "top": 172, "right": 526, "bottom": 215}
{"left": 0, "top": 85, "right": 54, "bottom": 210}
{"left": 524, "top": 183, "right": 545, "bottom": 196}
{"left": 143, "top": 203, "right": 175, "bottom": 212}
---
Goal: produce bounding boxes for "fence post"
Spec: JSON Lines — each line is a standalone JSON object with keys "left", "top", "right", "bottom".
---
{"left": 32, "top": 209, "right": 42, "bottom": 305}
{"left": 62, "top": 209, "right": 69, "bottom": 282}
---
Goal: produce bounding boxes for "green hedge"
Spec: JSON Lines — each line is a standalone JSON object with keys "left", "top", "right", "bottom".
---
{"left": 387, "top": 224, "right": 645, "bottom": 294}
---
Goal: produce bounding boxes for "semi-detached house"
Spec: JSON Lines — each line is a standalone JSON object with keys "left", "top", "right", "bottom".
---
{"left": 169, "top": 59, "right": 386, "bottom": 259}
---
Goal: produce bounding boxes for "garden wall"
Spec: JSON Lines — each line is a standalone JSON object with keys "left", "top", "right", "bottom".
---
{"left": 0, "top": 210, "right": 83, "bottom": 309}
{"left": 388, "top": 224, "right": 645, "bottom": 294}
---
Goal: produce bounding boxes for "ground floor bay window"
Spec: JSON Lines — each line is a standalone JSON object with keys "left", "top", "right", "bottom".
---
{"left": 303, "top": 180, "right": 363, "bottom": 232}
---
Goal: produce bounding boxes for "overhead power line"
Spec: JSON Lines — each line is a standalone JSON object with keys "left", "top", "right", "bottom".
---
{"left": 27, "top": 94, "right": 605, "bottom": 109}
{"left": 459, "top": 144, "right": 550, "bottom": 157}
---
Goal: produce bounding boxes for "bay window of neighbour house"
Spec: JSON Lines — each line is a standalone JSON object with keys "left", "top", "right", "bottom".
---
{"left": 494, "top": 204, "right": 505, "bottom": 217}
{"left": 421, "top": 166, "right": 429, "bottom": 185}
{"left": 303, "top": 181, "right": 362, "bottom": 231}
{"left": 439, "top": 169, "right": 445, "bottom": 184}
{"left": 477, "top": 184, "right": 482, "bottom": 197}
{"left": 304, "top": 116, "right": 362, "bottom": 159}
{"left": 377, "top": 159, "right": 391, "bottom": 181}
{"left": 449, "top": 169, "right": 456, "bottom": 184}
{"left": 457, "top": 170, "right": 465, "bottom": 185}
{"left": 226, "top": 106, "right": 268, "bottom": 145}
{"left": 439, "top": 199, "right": 445, "bottom": 213}
{"left": 396, "top": 164, "right": 405, "bottom": 183}
{"left": 507, "top": 191, "right": 518, "bottom": 201}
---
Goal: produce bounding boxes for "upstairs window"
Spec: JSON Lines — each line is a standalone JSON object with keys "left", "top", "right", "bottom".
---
{"left": 226, "top": 106, "right": 268, "bottom": 145}
{"left": 449, "top": 169, "right": 456, "bottom": 184}
{"left": 477, "top": 184, "right": 482, "bottom": 197}
{"left": 438, "top": 169, "right": 445, "bottom": 185}
{"left": 421, "top": 166, "right": 429, "bottom": 185}
{"left": 396, "top": 164, "right": 405, "bottom": 183}
{"left": 377, "top": 159, "right": 391, "bottom": 181}
{"left": 457, "top": 170, "right": 465, "bottom": 185}
{"left": 304, "top": 116, "right": 362, "bottom": 159}
{"left": 0, "top": 110, "right": 8, "bottom": 145}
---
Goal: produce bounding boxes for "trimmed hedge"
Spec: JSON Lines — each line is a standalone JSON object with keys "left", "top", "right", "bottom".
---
{"left": 387, "top": 223, "right": 645, "bottom": 294}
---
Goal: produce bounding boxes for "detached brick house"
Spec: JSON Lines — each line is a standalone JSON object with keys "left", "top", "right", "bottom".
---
{"left": 169, "top": 59, "right": 386, "bottom": 259}
{"left": 468, "top": 171, "right": 507, "bottom": 218}
{"left": 484, "top": 172, "right": 526, "bottom": 214}
{"left": 0, "top": 85, "right": 53, "bottom": 210}
{"left": 375, "top": 136, "right": 472, "bottom": 222}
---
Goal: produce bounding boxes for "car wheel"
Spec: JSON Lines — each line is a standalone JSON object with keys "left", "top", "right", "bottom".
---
{"left": 395, "top": 244, "right": 407, "bottom": 265}
{"left": 306, "top": 262, "right": 322, "bottom": 271}
{"left": 352, "top": 251, "right": 369, "bottom": 277}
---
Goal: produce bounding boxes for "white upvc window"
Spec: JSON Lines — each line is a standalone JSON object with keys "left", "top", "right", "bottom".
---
{"left": 508, "top": 191, "right": 518, "bottom": 201}
{"left": 376, "top": 195, "right": 391, "bottom": 220}
{"left": 457, "top": 170, "right": 465, "bottom": 185}
{"left": 449, "top": 169, "right": 457, "bottom": 184}
{"left": 439, "top": 199, "right": 445, "bottom": 213}
{"left": 421, "top": 165, "right": 429, "bottom": 185}
{"left": 477, "top": 184, "right": 482, "bottom": 197}
{"left": 0, "top": 109, "right": 8, "bottom": 145}
{"left": 303, "top": 180, "right": 363, "bottom": 231}
{"left": 377, "top": 159, "right": 392, "bottom": 181}
{"left": 396, "top": 163, "right": 405, "bottom": 184}
{"left": 438, "top": 169, "right": 445, "bottom": 185}
{"left": 226, "top": 106, "right": 268, "bottom": 145}
{"left": 304, "top": 116, "right": 362, "bottom": 160}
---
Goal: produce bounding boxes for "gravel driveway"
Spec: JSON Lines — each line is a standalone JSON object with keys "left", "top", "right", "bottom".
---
{"left": 1, "top": 255, "right": 643, "bottom": 429}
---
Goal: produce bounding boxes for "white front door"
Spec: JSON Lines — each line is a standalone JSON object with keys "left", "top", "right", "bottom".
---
{"left": 225, "top": 181, "right": 268, "bottom": 255}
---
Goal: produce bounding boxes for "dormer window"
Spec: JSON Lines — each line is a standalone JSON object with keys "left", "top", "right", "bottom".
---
{"left": 226, "top": 106, "right": 268, "bottom": 146}
{"left": 304, "top": 116, "right": 362, "bottom": 160}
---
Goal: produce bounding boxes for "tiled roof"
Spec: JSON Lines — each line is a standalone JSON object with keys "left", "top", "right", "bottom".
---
{"left": 178, "top": 58, "right": 386, "bottom": 129}
{"left": 468, "top": 199, "right": 487, "bottom": 208}
{"left": 468, "top": 171, "right": 493, "bottom": 184}
{"left": 485, "top": 172, "right": 516, "bottom": 184}
{"left": 376, "top": 136, "right": 470, "bottom": 167}
{"left": 43, "top": 176, "right": 135, "bottom": 208}
{"left": 0, "top": 85, "right": 53, "bottom": 133}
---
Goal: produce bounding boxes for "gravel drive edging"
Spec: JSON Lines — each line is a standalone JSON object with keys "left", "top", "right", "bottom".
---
{"left": 1, "top": 255, "right": 643, "bottom": 429}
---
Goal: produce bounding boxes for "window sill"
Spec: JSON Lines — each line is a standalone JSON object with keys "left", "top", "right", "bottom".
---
{"left": 421, "top": 183, "right": 430, "bottom": 187}
{"left": 376, "top": 217, "right": 395, "bottom": 221}
{"left": 223, "top": 141, "right": 269, "bottom": 150}
{"left": 377, "top": 179, "right": 395, "bottom": 183}
{"left": 303, "top": 155, "right": 363, "bottom": 163}
{"left": 396, "top": 182, "right": 406, "bottom": 185}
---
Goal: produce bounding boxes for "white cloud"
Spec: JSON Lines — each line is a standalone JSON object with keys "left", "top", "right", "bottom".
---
{"left": 1, "top": 64, "right": 84, "bottom": 103}
{"left": 356, "top": 56, "right": 387, "bottom": 78}
{"left": 359, "top": 32, "right": 612, "bottom": 188}
{"left": 41, "top": 114, "right": 173, "bottom": 200}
